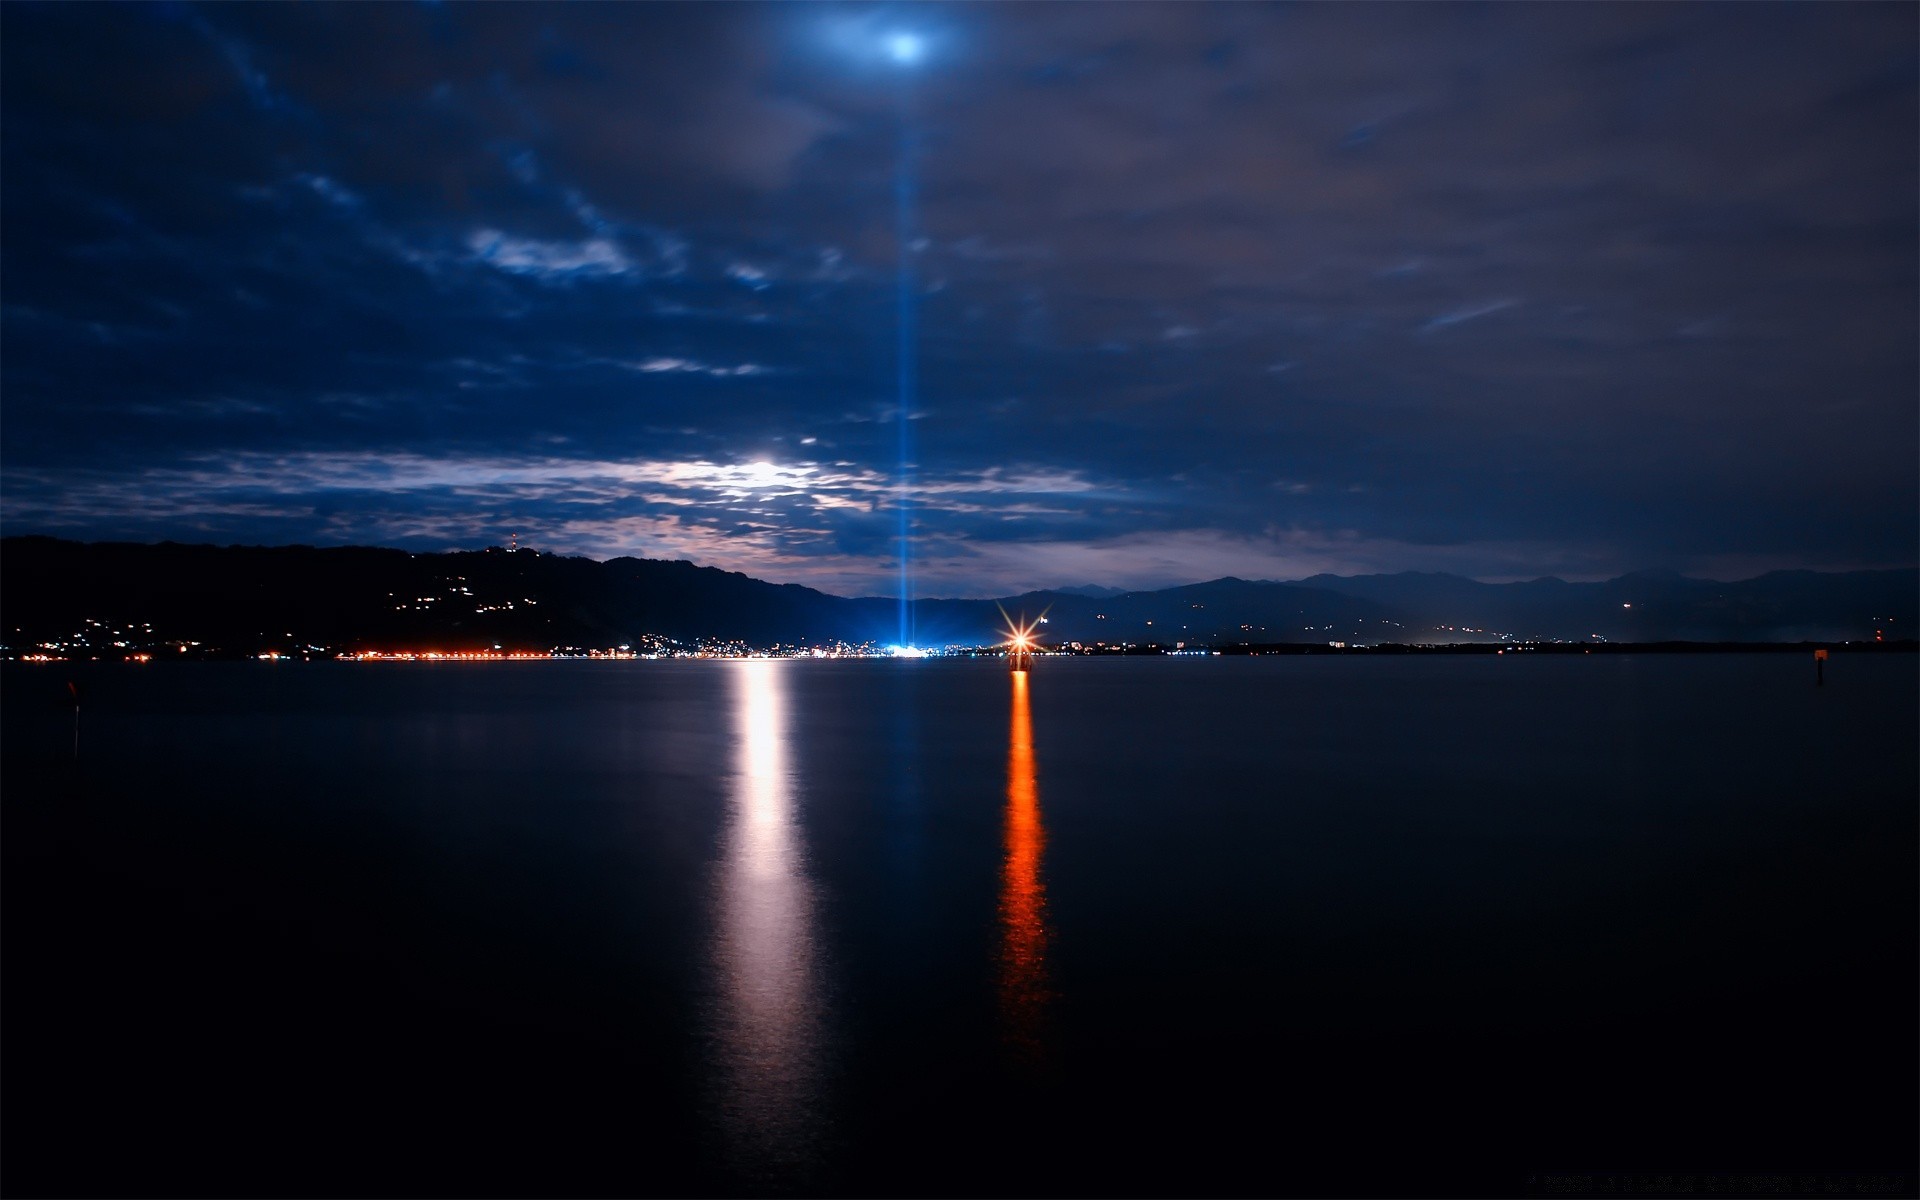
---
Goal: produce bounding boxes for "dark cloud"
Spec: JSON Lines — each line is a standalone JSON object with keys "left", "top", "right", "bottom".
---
{"left": 3, "top": 2, "right": 1913, "bottom": 594}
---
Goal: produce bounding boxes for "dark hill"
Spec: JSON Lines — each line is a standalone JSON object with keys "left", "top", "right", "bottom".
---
{"left": 0, "top": 537, "right": 889, "bottom": 653}
{"left": 1, "top": 537, "right": 1912, "bottom": 655}
{"left": 1290, "top": 568, "right": 1917, "bottom": 643}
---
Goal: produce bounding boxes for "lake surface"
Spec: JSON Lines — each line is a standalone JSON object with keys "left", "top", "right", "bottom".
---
{"left": 4, "top": 656, "right": 1915, "bottom": 1197}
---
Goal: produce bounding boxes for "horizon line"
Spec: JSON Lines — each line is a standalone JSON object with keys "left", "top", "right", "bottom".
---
{"left": 5, "top": 532, "right": 1914, "bottom": 601}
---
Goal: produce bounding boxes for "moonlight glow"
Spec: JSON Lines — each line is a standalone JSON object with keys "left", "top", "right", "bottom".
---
{"left": 886, "top": 32, "right": 924, "bottom": 65}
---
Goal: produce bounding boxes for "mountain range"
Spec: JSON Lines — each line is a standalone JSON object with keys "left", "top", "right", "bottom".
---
{"left": 2, "top": 536, "right": 1912, "bottom": 655}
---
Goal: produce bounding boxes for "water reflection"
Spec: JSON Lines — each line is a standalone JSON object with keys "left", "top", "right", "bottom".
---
{"left": 999, "top": 669, "right": 1052, "bottom": 1063}
{"left": 710, "top": 659, "right": 824, "bottom": 1180}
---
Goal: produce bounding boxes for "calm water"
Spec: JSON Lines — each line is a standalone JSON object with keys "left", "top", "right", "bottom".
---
{"left": 5, "top": 656, "right": 1915, "bottom": 1197}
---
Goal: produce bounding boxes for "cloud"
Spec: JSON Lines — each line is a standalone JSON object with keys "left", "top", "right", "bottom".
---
{"left": 726, "top": 262, "right": 771, "bottom": 290}
{"left": 297, "top": 174, "right": 361, "bottom": 211}
{"left": 0, "top": 450, "right": 1117, "bottom": 572}
{"left": 1419, "top": 299, "right": 1521, "bottom": 334}
{"left": 1, "top": 2, "right": 1913, "bottom": 588}
{"left": 179, "top": 10, "right": 287, "bottom": 113}
{"left": 628, "top": 358, "right": 771, "bottom": 378}
{"left": 464, "top": 230, "right": 632, "bottom": 280}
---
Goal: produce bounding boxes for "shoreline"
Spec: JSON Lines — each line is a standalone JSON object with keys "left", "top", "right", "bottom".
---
{"left": 4, "top": 639, "right": 1914, "bottom": 665}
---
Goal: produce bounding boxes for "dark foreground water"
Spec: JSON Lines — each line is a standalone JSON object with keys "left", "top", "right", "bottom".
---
{"left": 4, "top": 656, "right": 1915, "bottom": 1198}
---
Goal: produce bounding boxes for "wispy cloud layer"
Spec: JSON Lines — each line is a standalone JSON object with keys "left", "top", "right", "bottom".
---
{"left": 1420, "top": 299, "right": 1519, "bottom": 334}
{"left": 2, "top": 450, "right": 1131, "bottom": 592}
{"left": 466, "top": 231, "right": 633, "bottom": 281}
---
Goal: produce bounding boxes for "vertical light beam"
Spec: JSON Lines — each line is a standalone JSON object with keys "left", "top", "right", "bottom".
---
{"left": 894, "top": 65, "right": 918, "bottom": 650}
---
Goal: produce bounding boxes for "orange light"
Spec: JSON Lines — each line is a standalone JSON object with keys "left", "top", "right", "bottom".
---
{"left": 999, "top": 670, "right": 1050, "bottom": 1063}
{"left": 997, "top": 602, "right": 1049, "bottom": 657}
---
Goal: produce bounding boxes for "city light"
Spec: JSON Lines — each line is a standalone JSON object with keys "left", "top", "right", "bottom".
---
{"left": 997, "top": 604, "right": 1048, "bottom": 655}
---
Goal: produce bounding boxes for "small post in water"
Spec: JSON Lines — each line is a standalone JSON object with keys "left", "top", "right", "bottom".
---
{"left": 1814, "top": 646, "right": 1828, "bottom": 687}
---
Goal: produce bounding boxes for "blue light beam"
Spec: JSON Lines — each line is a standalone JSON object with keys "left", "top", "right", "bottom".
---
{"left": 894, "top": 63, "right": 919, "bottom": 650}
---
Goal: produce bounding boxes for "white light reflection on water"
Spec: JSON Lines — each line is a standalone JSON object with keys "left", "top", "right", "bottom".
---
{"left": 709, "top": 659, "right": 826, "bottom": 1181}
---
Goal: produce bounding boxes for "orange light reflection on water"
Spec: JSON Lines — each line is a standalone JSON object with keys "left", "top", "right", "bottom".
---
{"left": 999, "top": 669, "right": 1052, "bottom": 1062}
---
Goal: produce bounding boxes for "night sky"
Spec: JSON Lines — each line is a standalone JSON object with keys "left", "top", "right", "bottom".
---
{"left": 3, "top": 2, "right": 1915, "bottom": 597}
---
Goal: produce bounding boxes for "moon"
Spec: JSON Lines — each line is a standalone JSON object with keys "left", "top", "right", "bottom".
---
{"left": 886, "top": 33, "right": 924, "bottom": 65}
